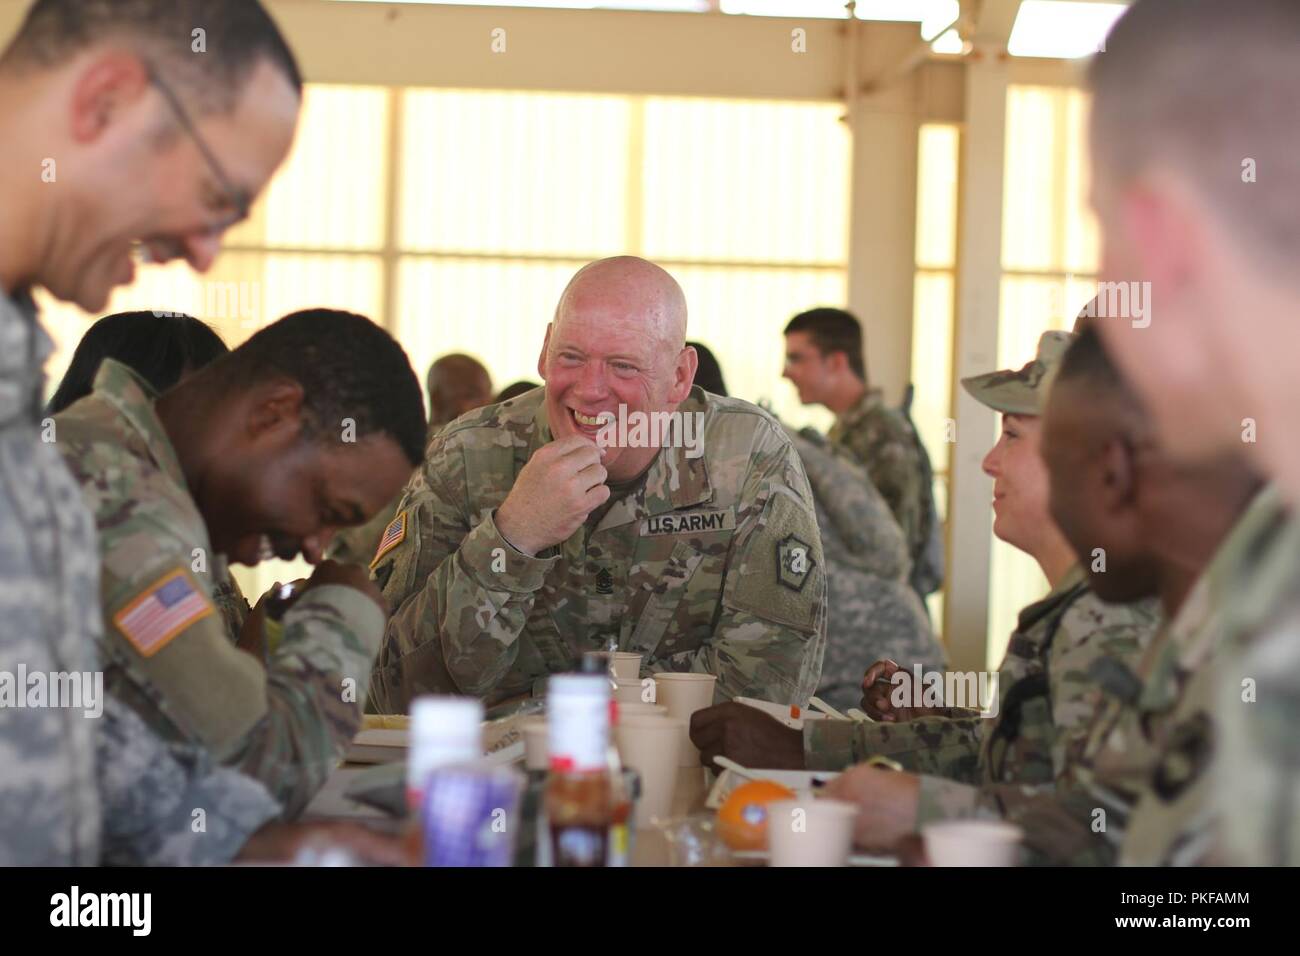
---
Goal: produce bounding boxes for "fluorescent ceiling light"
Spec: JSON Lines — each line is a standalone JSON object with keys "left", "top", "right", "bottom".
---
{"left": 1008, "top": 1, "right": 1127, "bottom": 59}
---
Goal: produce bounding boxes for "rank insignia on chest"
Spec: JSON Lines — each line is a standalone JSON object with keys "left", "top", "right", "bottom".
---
{"left": 776, "top": 534, "right": 814, "bottom": 592}
{"left": 595, "top": 568, "right": 614, "bottom": 594}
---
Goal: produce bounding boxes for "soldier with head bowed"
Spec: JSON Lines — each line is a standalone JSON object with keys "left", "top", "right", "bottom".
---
{"left": 368, "top": 256, "right": 827, "bottom": 712}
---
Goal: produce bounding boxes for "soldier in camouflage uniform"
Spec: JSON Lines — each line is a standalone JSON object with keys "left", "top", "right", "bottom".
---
{"left": 56, "top": 311, "right": 427, "bottom": 818}
{"left": 782, "top": 308, "right": 935, "bottom": 601}
{"left": 1084, "top": 0, "right": 1300, "bottom": 865}
{"left": 994, "top": 324, "right": 1265, "bottom": 865}
{"left": 369, "top": 257, "right": 827, "bottom": 712}
{"left": 1, "top": 283, "right": 282, "bottom": 864}
{"left": 698, "top": 332, "right": 1155, "bottom": 851}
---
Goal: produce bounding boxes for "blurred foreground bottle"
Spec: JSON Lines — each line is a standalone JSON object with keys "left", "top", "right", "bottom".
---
{"left": 545, "top": 674, "right": 614, "bottom": 867}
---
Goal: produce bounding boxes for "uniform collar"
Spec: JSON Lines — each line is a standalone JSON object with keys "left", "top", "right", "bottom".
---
{"left": 88, "top": 358, "right": 188, "bottom": 489}
{"left": 835, "top": 387, "right": 883, "bottom": 430}
{"left": 1016, "top": 562, "right": 1088, "bottom": 631}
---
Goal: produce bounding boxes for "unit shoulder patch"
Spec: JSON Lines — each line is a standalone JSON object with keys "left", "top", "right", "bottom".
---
{"left": 776, "top": 533, "right": 814, "bottom": 592}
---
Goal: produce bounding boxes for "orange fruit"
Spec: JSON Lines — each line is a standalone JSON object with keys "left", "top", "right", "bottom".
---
{"left": 716, "top": 779, "right": 796, "bottom": 851}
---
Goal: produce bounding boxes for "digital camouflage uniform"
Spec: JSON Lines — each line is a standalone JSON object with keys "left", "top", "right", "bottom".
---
{"left": 368, "top": 386, "right": 827, "bottom": 711}
{"left": 0, "top": 292, "right": 278, "bottom": 865}
{"left": 1210, "top": 488, "right": 1300, "bottom": 865}
{"left": 826, "top": 389, "right": 927, "bottom": 587}
{"left": 787, "top": 426, "right": 944, "bottom": 713}
{"left": 55, "top": 360, "right": 386, "bottom": 818}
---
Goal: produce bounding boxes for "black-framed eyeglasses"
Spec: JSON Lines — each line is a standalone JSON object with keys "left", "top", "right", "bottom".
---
{"left": 145, "top": 62, "right": 251, "bottom": 234}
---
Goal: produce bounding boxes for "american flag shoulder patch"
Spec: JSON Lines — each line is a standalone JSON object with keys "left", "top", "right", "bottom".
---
{"left": 113, "top": 569, "right": 215, "bottom": 658}
{"left": 370, "top": 510, "right": 408, "bottom": 569}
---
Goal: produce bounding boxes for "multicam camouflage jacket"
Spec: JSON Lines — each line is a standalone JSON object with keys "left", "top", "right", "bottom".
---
{"left": 55, "top": 360, "right": 385, "bottom": 818}
{"left": 787, "top": 427, "right": 944, "bottom": 713}
{"left": 1210, "top": 487, "right": 1300, "bottom": 865}
{"left": 368, "top": 385, "right": 828, "bottom": 711}
{"left": 0, "top": 294, "right": 278, "bottom": 865}
{"left": 827, "top": 390, "right": 930, "bottom": 592}
{"left": 974, "top": 488, "right": 1283, "bottom": 866}
{"left": 805, "top": 564, "right": 1160, "bottom": 833}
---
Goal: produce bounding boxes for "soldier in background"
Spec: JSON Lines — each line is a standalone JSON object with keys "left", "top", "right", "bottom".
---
{"left": 327, "top": 353, "right": 494, "bottom": 566}
{"left": 689, "top": 341, "right": 943, "bottom": 714}
{"left": 368, "top": 256, "right": 827, "bottom": 711}
{"left": 1086, "top": 0, "right": 1300, "bottom": 865}
{"left": 781, "top": 308, "right": 942, "bottom": 605}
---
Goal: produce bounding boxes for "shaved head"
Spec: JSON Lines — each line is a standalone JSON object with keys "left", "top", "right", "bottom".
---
{"left": 1088, "top": 0, "right": 1300, "bottom": 495}
{"left": 1090, "top": 0, "right": 1300, "bottom": 271}
{"left": 426, "top": 353, "right": 492, "bottom": 429}
{"left": 552, "top": 256, "right": 688, "bottom": 354}
{"left": 539, "top": 256, "right": 697, "bottom": 482}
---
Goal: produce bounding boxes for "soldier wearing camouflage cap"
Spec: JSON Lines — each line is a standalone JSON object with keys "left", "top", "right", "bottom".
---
{"left": 368, "top": 256, "right": 827, "bottom": 712}
{"left": 800, "top": 325, "right": 1153, "bottom": 854}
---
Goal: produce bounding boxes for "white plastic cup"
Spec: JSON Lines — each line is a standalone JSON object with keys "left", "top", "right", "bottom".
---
{"left": 614, "top": 716, "right": 684, "bottom": 828}
{"left": 610, "top": 652, "right": 643, "bottom": 680}
{"left": 520, "top": 716, "right": 548, "bottom": 771}
{"left": 652, "top": 672, "right": 717, "bottom": 766}
{"left": 766, "top": 798, "right": 857, "bottom": 867}
{"left": 922, "top": 820, "right": 1023, "bottom": 867}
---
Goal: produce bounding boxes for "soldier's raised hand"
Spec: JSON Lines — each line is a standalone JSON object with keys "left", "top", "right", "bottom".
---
{"left": 495, "top": 435, "right": 610, "bottom": 556}
{"left": 860, "top": 659, "right": 933, "bottom": 722}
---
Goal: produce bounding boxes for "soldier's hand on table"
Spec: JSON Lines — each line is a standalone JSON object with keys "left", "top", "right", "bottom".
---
{"left": 237, "top": 821, "right": 413, "bottom": 866}
{"left": 302, "top": 560, "right": 387, "bottom": 614}
{"left": 860, "top": 659, "right": 932, "bottom": 722}
{"left": 690, "top": 702, "right": 805, "bottom": 771}
{"left": 495, "top": 435, "right": 610, "bottom": 556}
{"left": 820, "top": 764, "right": 920, "bottom": 852}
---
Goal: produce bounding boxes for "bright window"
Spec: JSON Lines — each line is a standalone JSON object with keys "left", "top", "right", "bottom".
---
{"left": 910, "top": 123, "right": 960, "bottom": 634}
{"left": 986, "top": 84, "right": 1098, "bottom": 669}
{"left": 39, "top": 84, "right": 849, "bottom": 602}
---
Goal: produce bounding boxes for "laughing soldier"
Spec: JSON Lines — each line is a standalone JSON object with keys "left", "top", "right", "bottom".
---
{"left": 368, "top": 256, "right": 827, "bottom": 712}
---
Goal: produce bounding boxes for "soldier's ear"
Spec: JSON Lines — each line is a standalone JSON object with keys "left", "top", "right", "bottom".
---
{"left": 668, "top": 346, "right": 697, "bottom": 404}
{"left": 1099, "top": 436, "right": 1138, "bottom": 513}
{"left": 244, "top": 378, "right": 306, "bottom": 444}
{"left": 537, "top": 323, "right": 553, "bottom": 380}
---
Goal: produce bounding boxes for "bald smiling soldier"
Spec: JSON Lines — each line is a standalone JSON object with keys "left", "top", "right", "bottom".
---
{"left": 368, "top": 256, "right": 828, "bottom": 711}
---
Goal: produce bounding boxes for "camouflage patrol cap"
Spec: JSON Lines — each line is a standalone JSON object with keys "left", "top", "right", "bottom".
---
{"left": 961, "top": 331, "right": 1074, "bottom": 416}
